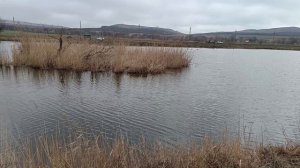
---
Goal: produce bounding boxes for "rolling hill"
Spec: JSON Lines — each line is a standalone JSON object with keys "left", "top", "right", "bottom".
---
{"left": 0, "top": 19, "right": 182, "bottom": 37}
{"left": 1, "top": 19, "right": 300, "bottom": 40}
{"left": 194, "top": 27, "right": 300, "bottom": 39}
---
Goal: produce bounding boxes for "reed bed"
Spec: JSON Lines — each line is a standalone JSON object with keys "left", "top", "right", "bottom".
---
{"left": 0, "top": 54, "right": 10, "bottom": 66}
{"left": 0, "top": 134, "right": 299, "bottom": 168}
{"left": 12, "top": 38, "right": 112, "bottom": 72}
{"left": 0, "top": 50, "right": 10, "bottom": 66}
{"left": 8, "top": 38, "right": 190, "bottom": 74}
{"left": 113, "top": 46, "right": 190, "bottom": 74}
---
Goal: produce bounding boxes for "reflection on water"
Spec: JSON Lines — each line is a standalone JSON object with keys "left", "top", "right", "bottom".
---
{"left": 1, "top": 46, "right": 300, "bottom": 146}
{"left": 0, "top": 66, "right": 196, "bottom": 145}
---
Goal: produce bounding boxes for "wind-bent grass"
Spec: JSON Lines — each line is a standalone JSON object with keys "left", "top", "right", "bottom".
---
{"left": 8, "top": 38, "right": 190, "bottom": 74}
{"left": 1, "top": 134, "right": 299, "bottom": 168}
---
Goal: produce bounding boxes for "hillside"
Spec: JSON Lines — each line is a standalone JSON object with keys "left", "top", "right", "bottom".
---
{"left": 194, "top": 27, "right": 300, "bottom": 39}
{"left": 2, "top": 19, "right": 300, "bottom": 40}
{"left": 0, "top": 19, "right": 182, "bottom": 37}
{"left": 100, "top": 24, "right": 182, "bottom": 36}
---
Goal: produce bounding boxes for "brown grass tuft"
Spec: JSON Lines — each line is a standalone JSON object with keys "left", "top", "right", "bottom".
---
{"left": 258, "top": 143, "right": 300, "bottom": 167}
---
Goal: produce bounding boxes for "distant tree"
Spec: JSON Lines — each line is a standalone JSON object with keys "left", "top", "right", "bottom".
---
{"left": 229, "top": 34, "right": 236, "bottom": 42}
{"left": 249, "top": 37, "right": 257, "bottom": 43}
{"left": 238, "top": 37, "right": 244, "bottom": 42}
{"left": 288, "top": 37, "right": 298, "bottom": 45}
{"left": 0, "top": 18, "right": 3, "bottom": 32}
{"left": 276, "top": 38, "right": 285, "bottom": 44}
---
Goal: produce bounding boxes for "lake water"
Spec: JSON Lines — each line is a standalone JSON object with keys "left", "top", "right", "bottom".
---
{"left": 1, "top": 41, "right": 300, "bottom": 145}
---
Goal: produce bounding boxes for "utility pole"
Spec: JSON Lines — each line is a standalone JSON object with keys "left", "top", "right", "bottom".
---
{"left": 13, "top": 16, "right": 15, "bottom": 31}
{"left": 138, "top": 24, "right": 141, "bottom": 38}
{"left": 80, "top": 20, "right": 82, "bottom": 39}
{"left": 189, "top": 26, "right": 192, "bottom": 40}
{"left": 234, "top": 29, "right": 237, "bottom": 43}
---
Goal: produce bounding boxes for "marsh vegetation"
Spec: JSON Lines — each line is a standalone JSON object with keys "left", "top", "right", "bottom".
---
{"left": 1, "top": 133, "right": 299, "bottom": 168}
{"left": 0, "top": 35, "right": 190, "bottom": 74}
{"left": 2, "top": 41, "right": 300, "bottom": 168}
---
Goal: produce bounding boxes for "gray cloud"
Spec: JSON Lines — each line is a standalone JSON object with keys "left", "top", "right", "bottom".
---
{"left": 1, "top": 0, "right": 300, "bottom": 33}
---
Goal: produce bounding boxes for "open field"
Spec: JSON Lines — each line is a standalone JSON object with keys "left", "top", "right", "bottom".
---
{"left": 1, "top": 133, "right": 300, "bottom": 168}
{"left": 1, "top": 36, "right": 190, "bottom": 74}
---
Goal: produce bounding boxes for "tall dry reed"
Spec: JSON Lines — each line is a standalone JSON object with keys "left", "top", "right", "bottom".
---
{"left": 11, "top": 38, "right": 190, "bottom": 74}
{"left": 112, "top": 46, "right": 190, "bottom": 74}
{"left": 0, "top": 134, "right": 299, "bottom": 168}
{"left": 0, "top": 51, "right": 10, "bottom": 66}
{"left": 12, "top": 38, "right": 112, "bottom": 72}
{"left": 0, "top": 55, "right": 10, "bottom": 66}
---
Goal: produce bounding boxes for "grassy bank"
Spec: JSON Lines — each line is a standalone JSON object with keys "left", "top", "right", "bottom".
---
{"left": 2, "top": 37, "right": 190, "bottom": 74}
{"left": 1, "top": 134, "right": 299, "bottom": 168}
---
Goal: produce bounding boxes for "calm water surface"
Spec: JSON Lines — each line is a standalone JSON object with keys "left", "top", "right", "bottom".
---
{"left": 1, "top": 41, "right": 300, "bottom": 145}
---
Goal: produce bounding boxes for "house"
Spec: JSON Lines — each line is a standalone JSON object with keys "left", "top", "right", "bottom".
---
{"left": 96, "top": 37, "right": 105, "bottom": 41}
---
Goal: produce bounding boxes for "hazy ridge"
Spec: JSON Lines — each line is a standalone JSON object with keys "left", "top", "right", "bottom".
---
{"left": 1, "top": 19, "right": 300, "bottom": 39}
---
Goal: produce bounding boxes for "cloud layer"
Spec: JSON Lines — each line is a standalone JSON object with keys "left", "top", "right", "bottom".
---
{"left": 1, "top": 0, "right": 300, "bottom": 33}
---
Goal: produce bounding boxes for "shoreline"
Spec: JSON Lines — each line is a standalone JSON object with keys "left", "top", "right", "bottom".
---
{"left": 1, "top": 134, "right": 299, "bottom": 168}
{"left": 1, "top": 30, "right": 300, "bottom": 51}
{"left": 2, "top": 38, "right": 300, "bottom": 51}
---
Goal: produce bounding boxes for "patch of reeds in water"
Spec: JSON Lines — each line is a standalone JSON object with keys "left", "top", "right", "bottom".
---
{"left": 11, "top": 38, "right": 113, "bottom": 72}
{"left": 113, "top": 46, "right": 190, "bottom": 74}
{"left": 0, "top": 52, "right": 10, "bottom": 66}
{"left": 6, "top": 38, "right": 190, "bottom": 74}
{"left": 1, "top": 133, "right": 300, "bottom": 168}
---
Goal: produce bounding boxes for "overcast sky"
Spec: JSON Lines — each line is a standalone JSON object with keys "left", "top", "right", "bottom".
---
{"left": 0, "top": 0, "right": 300, "bottom": 33}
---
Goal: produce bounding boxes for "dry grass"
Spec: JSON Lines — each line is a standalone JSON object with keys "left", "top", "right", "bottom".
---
{"left": 113, "top": 46, "right": 190, "bottom": 74}
{"left": 0, "top": 134, "right": 299, "bottom": 168}
{"left": 0, "top": 51, "right": 10, "bottom": 66}
{"left": 258, "top": 144, "right": 300, "bottom": 167}
{"left": 0, "top": 55, "right": 10, "bottom": 66}
{"left": 12, "top": 38, "right": 113, "bottom": 72}
{"left": 9, "top": 37, "right": 190, "bottom": 74}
